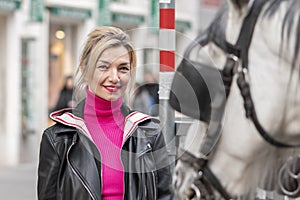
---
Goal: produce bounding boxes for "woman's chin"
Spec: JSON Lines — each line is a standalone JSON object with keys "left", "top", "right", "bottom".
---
{"left": 107, "top": 94, "right": 121, "bottom": 101}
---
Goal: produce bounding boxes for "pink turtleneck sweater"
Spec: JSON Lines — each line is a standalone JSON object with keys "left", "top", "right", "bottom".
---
{"left": 84, "top": 88, "right": 125, "bottom": 200}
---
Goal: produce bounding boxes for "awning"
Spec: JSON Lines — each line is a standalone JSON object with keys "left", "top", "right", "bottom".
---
{"left": 0, "top": 0, "right": 21, "bottom": 11}
{"left": 112, "top": 12, "right": 145, "bottom": 26}
{"left": 49, "top": 6, "right": 92, "bottom": 20}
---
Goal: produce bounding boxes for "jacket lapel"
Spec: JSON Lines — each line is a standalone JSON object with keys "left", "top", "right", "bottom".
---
{"left": 123, "top": 111, "right": 152, "bottom": 144}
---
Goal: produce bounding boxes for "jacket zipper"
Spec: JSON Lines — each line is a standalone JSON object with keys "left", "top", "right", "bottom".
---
{"left": 78, "top": 130, "right": 103, "bottom": 198}
{"left": 151, "top": 171, "right": 157, "bottom": 200}
{"left": 67, "top": 139, "right": 96, "bottom": 200}
{"left": 147, "top": 143, "right": 157, "bottom": 200}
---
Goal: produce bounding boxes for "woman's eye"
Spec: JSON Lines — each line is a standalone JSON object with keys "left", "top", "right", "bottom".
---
{"left": 97, "top": 65, "right": 108, "bottom": 70}
{"left": 119, "top": 65, "right": 130, "bottom": 72}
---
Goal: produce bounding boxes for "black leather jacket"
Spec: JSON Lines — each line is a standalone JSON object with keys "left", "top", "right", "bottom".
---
{"left": 38, "top": 101, "right": 173, "bottom": 200}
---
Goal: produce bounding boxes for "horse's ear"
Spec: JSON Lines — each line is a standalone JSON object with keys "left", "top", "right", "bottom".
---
{"left": 227, "top": 0, "right": 250, "bottom": 10}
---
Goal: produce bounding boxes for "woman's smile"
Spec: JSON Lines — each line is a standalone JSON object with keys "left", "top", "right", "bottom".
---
{"left": 103, "top": 85, "right": 121, "bottom": 93}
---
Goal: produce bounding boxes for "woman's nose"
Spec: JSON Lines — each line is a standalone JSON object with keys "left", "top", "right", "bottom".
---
{"left": 108, "top": 68, "right": 120, "bottom": 83}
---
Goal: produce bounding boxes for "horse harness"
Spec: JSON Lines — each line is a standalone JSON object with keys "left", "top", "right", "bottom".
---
{"left": 179, "top": 0, "right": 300, "bottom": 199}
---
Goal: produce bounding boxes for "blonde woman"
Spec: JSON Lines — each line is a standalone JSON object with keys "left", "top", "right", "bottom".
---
{"left": 38, "top": 26, "right": 172, "bottom": 200}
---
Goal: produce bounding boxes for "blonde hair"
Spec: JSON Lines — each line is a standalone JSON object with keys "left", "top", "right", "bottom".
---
{"left": 74, "top": 26, "right": 137, "bottom": 102}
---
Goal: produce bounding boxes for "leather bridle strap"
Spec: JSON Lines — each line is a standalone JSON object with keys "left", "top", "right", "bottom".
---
{"left": 178, "top": 148, "right": 207, "bottom": 171}
{"left": 235, "top": 0, "right": 300, "bottom": 148}
{"left": 179, "top": 149, "right": 233, "bottom": 200}
{"left": 237, "top": 69, "right": 300, "bottom": 148}
{"left": 235, "top": 0, "right": 268, "bottom": 70}
{"left": 203, "top": 167, "right": 233, "bottom": 200}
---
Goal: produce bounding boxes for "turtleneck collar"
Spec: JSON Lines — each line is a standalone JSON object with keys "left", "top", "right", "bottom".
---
{"left": 84, "top": 87, "right": 123, "bottom": 118}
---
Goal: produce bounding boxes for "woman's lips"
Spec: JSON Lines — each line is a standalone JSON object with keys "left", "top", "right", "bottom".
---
{"left": 104, "top": 85, "right": 120, "bottom": 93}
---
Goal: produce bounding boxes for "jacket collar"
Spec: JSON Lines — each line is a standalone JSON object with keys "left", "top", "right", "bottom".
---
{"left": 50, "top": 100, "right": 153, "bottom": 144}
{"left": 123, "top": 111, "right": 152, "bottom": 142}
{"left": 49, "top": 105, "right": 92, "bottom": 141}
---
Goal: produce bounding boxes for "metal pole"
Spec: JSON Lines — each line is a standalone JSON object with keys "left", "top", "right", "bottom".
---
{"left": 159, "top": 0, "right": 176, "bottom": 168}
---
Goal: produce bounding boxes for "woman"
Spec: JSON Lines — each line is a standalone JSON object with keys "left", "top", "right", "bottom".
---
{"left": 38, "top": 26, "right": 173, "bottom": 200}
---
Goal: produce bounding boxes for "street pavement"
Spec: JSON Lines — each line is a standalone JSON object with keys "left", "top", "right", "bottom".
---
{"left": 0, "top": 162, "right": 38, "bottom": 200}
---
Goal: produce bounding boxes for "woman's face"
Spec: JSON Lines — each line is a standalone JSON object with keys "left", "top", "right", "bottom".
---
{"left": 88, "top": 46, "right": 131, "bottom": 101}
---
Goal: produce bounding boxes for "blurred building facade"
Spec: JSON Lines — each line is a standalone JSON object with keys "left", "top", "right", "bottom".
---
{"left": 0, "top": 0, "right": 221, "bottom": 166}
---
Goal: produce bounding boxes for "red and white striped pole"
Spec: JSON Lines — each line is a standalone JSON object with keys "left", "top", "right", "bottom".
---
{"left": 159, "top": 0, "right": 176, "bottom": 164}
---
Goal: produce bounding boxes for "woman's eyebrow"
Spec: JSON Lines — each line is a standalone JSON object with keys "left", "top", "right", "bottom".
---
{"left": 119, "top": 62, "right": 130, "bottom": 65}
{"left": 97, "top": 60, "right": 111, "bottom": 64}
{"left": 97, "top": 60, "right": 129, "bottom": 66}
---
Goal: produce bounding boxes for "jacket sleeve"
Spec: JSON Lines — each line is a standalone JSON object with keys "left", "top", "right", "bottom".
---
{"left": 153, "top": 131, "right": 174, "bottom": 200}
{"left": 37, "top": 130, "right": 61, "bottom": 200}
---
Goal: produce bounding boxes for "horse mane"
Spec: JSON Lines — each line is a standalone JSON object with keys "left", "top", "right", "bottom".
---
{"left": 263, "top": 0, "right": 300, "bottom": 71}
{"left": 205, "top": 2, "right": 228, "bottom": 48}
{"left": 205, "top": 0, "right": 300, "bottom": 71}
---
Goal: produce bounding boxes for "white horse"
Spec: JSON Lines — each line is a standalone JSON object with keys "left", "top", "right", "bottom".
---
{"left": 172, "top": 0, "right": 300, "bottom": 199}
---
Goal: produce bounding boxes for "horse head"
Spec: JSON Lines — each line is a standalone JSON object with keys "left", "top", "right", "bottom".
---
{"left": 172, "top": 0, "right": 300, "bottom": 199}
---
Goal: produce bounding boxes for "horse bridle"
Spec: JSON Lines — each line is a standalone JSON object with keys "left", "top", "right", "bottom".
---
{"left": 179, "top": 0, "right": 300, "bottom": 199}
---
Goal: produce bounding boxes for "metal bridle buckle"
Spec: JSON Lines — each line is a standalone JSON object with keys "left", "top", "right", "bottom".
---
{"left": 278, "top": 156, "right": 300, "bottom": 196}
{"left": 227, "top": 53, "right": 240, "bottom": 74}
